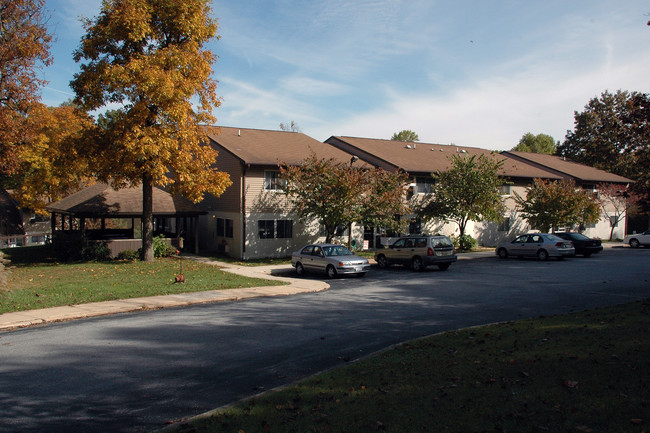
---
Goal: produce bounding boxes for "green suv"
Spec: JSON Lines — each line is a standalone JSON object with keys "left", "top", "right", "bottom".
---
{"left": 374, "top": 234, "right": 457, "bottom": 271}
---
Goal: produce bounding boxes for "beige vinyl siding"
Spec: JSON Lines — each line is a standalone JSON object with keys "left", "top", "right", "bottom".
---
{"left": 244, "top": 166, "right": 292, "bottom": 214}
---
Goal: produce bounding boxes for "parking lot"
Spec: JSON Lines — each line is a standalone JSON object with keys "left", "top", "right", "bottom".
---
{"left": 1, "top": 246, "right": 648, "bottom": 433}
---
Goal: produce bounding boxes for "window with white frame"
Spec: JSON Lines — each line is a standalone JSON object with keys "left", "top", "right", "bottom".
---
{"left": 277, "top": 220, "right": 293, "bottom": 238}
{"left": 500, "top": 184, "right": 511, "bottom": 195}
{"left": 216, "top": 218, "right": 234, "bottom": 238}
{"left": 415, "top": 176, "right": 434, "bottom": 194}
{"left": 258, "top": 219, "right": 294, "bottom": 239}
{"left": 258, "top": 220, "right": 275, "bottom": 239}
{"left": 264, "top": 170, "right": 285, "bottom": 191}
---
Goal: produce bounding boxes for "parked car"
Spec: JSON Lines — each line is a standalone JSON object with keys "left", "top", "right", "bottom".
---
{"left": 374, "top": 234, "right": 457, "bottom": 271}
{"left": 624, "top": 230, "right": 650, "bottom": 248}
{"left": 496, "top": 233, "right": 575, "bottom": 261}
{"left": 554, "top": 232, "right": 603, "bottom": 257}
{"left": 291, "top": 243, "right": 371, "bottom": 278}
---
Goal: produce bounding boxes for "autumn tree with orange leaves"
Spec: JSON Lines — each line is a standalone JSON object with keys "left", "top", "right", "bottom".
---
{"left": 0, "top": 0, "right": 52, "bottom": 176}
{"left": 13, "top": 102, "right": 95, "bottom": 214}
{"left": 71, "top": 0, "right": 231, "bottom": 261}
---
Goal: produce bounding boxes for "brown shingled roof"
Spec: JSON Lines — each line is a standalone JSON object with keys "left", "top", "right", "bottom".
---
{"left": 46, "top": 183, "right": 205, "bottom": 217}
{"left": 503, "top": 151, "right": 633, "bottom": 184}
{"left": 203, "top": 126, "right": 363, "bottom": 166}
{"left": 326, "top": 136, "right": 563, "bottom": 179}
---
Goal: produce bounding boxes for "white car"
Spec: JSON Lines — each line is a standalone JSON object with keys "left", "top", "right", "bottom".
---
{"left": 496, "top": 233, "right": 575, "bottom": 261}
{"left": 291, "top": 244, "right": 371, "bottom": 278}
{"left": 624, "top": 230, "right": 650, "bottom": 248}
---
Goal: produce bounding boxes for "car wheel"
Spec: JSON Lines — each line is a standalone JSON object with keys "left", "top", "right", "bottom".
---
{"left": 629, "top": 238, "right": 640, "bottom": 248}
{"left": 295, "top": 262, "right": 305, "bottom": 276}
{"left": 326, "top": 265, "right": 337, "bottom": 279}
{"left": 537, "top": 249, "right": 549, "bottom": 261}
{"left": 438, "top": 263, "right": 450, "bottom": 271}
{"left": 356, "top": 272, "right": 366, "bottom": 277}
{"left": 411, "top": 257, "right": 424, "bottom": 271}
{"left": 376, "top": 254, "right": 388, "bottom": 269}
{"left": 497, "top": 248, "right": 508, "bottom": 259}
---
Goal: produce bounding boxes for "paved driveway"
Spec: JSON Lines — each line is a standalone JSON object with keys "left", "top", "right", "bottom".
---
{"left": 1, "top": 248, "right": 648, "bottom": 433}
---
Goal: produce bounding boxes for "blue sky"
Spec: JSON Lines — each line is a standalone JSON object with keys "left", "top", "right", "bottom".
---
{"left": 42, "top": 0, "right": 650, "bottom": 150}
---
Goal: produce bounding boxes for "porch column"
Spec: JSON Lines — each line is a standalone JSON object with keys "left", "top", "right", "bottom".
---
{"left": 193, "top": 216, "right": 199, "bottom": 254}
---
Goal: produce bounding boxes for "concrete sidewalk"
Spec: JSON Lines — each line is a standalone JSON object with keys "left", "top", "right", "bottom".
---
{"left": 0, "top": 244, "right": 622, "bottom": 332}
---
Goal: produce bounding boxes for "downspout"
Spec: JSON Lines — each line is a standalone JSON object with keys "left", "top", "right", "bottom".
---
{"left": 241, "top": 163, "right": 247, "bottom": 258}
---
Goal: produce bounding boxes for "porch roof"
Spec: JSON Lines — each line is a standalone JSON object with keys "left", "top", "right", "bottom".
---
{"left": 46, "top": 183, "right": 206, "bottom": 218}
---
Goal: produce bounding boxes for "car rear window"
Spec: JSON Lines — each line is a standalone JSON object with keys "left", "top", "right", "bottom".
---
{"left": 432, "top": 237, "right": 453, "bottom": 248}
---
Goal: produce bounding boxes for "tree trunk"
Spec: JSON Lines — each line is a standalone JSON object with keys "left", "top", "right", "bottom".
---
{"left": 141, "top": 174, "right": 155, "bottom": 262}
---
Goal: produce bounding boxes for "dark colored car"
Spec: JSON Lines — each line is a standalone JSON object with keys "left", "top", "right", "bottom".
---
{"left": 554, "top": 232, "right": 603, "bottom": 257}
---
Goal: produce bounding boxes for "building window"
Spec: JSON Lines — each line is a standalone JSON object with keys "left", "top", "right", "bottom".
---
{"left": 609, "top": 216, "right": 618, "bottom": 227}
{"left": 277, "top": 220, "right": 293, "bottom": 238}
{"left": 264, "top": 170, "right": 285, "bottom": 191}
{"left": 409, "top": 219, "right": 422, "bottom": 234}
{"left": 500, "top": 184, "right": 511, "bottom": 195}
{"left": 335, "top": 225, "right": 349, "bottom": 236}
{"left": 498, "top": 217, "right": 511, "bottom": 232}
{"left": 415, "top": 176, "right": 434, "bottom": 194}
{"left": 216, "top": 218, "right": 233, "bottom": 238}
{"left": 258, "top": 220, "right": 275, "bottom": 239}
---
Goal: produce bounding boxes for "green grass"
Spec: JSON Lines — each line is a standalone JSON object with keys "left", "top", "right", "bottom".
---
{"left": 168, "top": 300, "right": 650, "bottom": 433}
{"left": 0, "top": 247, "right": 286, "bottom": 314}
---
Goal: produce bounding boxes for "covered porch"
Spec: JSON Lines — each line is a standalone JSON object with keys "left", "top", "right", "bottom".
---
{"left": 46, "top": 183, "right": 206, "bottom": 256}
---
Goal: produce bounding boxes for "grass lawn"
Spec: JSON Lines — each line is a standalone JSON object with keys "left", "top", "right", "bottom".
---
{"left": 167, "top": 300, "right": 649, "bottom": 433}
{"left": 0, "top": 246, "right": 286, "bottom": 314}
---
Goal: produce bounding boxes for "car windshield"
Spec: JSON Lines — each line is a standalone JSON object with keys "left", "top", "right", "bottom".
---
{"left": 544, "top": 234, "right": 563, "bottom": 242}
{"left": 323, "top": 245, "right": 354, "bottom": 256}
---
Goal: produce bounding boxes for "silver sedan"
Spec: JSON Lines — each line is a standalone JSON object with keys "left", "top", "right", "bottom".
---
{"left": 291, "top": 244, "right": 371, "bottom": 278}
{"left": 496, "top": 233, "right": 575, "bottom": 261}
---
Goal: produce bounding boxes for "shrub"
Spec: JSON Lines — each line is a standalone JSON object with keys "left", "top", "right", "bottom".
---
{"left": 152, "top": 235, "right": 178, "bottom": 258}
{"left": 117, "top": 249, "right": 139, "bottom": 261}
{"left": 452, "top": 234, "right": 478, "bottom": 251}
{"left": 81, "top": 241, "right": 111, "bottom": 262}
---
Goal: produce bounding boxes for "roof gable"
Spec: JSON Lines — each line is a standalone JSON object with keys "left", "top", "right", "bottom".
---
{"left": 203, "top": 126, "right": 361, "bottom": 166}
{"left": 326, "top": 136, "right": 562, "bottom": 179}
{"left": 503, "top": 151, "right": 633, "bottom": 184}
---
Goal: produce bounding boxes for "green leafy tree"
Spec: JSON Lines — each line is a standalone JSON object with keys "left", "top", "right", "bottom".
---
{"left": 70, "top": 0, "right": 231, "bottom": 261}
{"left": 0, "top": 0, "right": 52, "bottom": 176}
{"left": 391, "top": 130, "right": 419, "bottom": 142}
{"left": 419, "top": 154, "right": 506, "bottom": 237}
{"left": 512, "top": 132, "right": 557, "bottom": 154}
{"left": 514, "top": 178, "right": 601, "bottom": 232}
{"left": 280, "top": 154, "right": 409, "bottom": 243}
{"left": 557, "top": 90, "right": 650, "bottom": 211}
